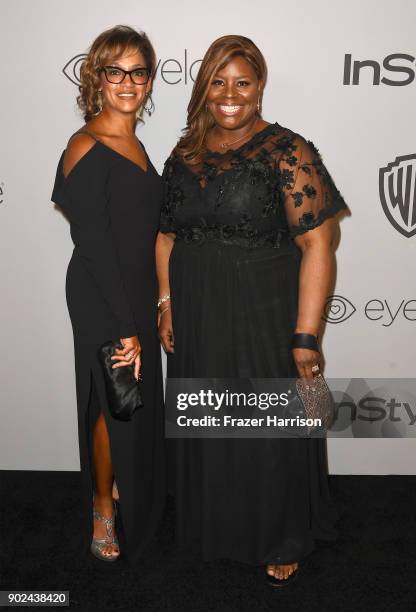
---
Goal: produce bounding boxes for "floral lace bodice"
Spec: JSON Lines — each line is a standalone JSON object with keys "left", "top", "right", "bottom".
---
{"left": 160, "top": 122, "right": 348, "bottom": 248}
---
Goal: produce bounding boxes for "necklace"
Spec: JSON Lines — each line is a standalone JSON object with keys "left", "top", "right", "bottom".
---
{"left": 217, "top": 118, "right": 259, "bottom": 150}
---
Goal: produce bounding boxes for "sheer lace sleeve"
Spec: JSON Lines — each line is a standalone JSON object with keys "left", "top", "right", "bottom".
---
{"left": 279, "top": 135, "right": 348, "bottom": 237}
{"left": 159, "top": 154, "right": 178, "bottom": 234}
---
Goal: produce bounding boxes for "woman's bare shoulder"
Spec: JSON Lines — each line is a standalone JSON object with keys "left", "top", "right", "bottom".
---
{"left": 63, "top": 131, "right": 98, "bottom": 178}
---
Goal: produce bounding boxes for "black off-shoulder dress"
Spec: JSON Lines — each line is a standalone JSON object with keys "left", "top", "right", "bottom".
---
{"left": 51, "top": 131, "right": 165, "bottom": 562}
{"left": 160, "top": 122, "right": 348, "bottom": 565}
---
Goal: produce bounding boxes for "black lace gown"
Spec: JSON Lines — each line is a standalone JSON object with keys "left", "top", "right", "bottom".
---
{"left": 51, "top": 134, "right": 166, "bottom": 563}
{"left": 160, "top": 122, "right": 348, "bottom": 565}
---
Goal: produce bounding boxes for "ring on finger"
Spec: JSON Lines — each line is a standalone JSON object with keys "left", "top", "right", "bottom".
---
{"left": 311, "top": 364, "right": 320, "bottom": 373}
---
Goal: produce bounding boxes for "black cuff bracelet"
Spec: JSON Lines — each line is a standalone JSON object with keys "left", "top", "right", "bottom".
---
{"left": 291, "top": 333, "right": 320, "bottom": 353}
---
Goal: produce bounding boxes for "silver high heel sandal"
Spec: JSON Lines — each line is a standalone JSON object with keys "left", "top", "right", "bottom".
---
{"left": 91, "top": 505, "right": 120, "bottom": 562}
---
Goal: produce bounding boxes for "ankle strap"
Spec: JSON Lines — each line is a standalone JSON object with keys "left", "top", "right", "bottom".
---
{"left": 93, "top": 509, "right": 115, "bottom": 538}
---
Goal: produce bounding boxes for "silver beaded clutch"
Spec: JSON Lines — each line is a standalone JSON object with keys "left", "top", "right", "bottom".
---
{"left": 295, "top": 373, "right": 334, "bottom": 434}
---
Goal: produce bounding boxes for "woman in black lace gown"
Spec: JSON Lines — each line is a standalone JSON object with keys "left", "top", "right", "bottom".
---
{"left": 157, "top": 35, "right": 348, "bottom": 585}
{"left": 51, "top": 27, "right": 165, "bottom": 563}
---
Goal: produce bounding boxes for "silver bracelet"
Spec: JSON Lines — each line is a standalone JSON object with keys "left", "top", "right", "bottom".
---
{"left": 157, "top": 294, "right": 171, "bottom": 308}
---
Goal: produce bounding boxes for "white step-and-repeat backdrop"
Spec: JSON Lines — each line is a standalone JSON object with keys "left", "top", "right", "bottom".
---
{"left": 1, "top": 0, "right": 415, "bottom": 472}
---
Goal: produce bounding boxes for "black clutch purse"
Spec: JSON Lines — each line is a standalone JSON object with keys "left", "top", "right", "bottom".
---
{"left": 98, "top": 340, "right": 143, "bottom": 422}
{"left": 282, "top": 373, "right": 334, "bottom": 437}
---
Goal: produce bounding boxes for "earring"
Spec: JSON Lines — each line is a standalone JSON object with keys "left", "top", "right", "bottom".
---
{"left": 257, "top": 97, "right": 261, "bottom": 113}
{"left": 143, "top": 94, "right": 154, "bottom": 117}
{"left": 136, "top": 105, "right": 144, "bottom": 120}
{"left": 93, "top": 90, "right": 103, "bottom": 116}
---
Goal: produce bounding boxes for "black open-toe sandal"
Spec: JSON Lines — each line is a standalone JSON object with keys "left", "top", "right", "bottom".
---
{"left": 266, "top": 565, "right": 299, "bottom": 587}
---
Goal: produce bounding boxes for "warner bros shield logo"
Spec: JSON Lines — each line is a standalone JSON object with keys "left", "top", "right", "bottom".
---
{"left": 379, "top": 154, "right": 416, "bottom": 238}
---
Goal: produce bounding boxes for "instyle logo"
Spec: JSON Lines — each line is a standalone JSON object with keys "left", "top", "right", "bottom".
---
{"left": 323, "top": 295, "right": 416, "bottom": 326}
{"left": 343, "top": 53, "right": 416, "bottom": 86}
{"left": 63, "top": 50, "right": 202, "bottom": 86}
{"left": 379, "top": 155, "right": 416, "bottom": 237}
{"left": 331, "top": 381, "right": 416, "bottom": 438}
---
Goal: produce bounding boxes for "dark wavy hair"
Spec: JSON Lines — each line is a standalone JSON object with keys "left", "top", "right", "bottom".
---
{"left": 77, "top": 25, "right": 156, "bottom": 122}
{"left": 174, "top": 35, "right": 267, "bottom": 164}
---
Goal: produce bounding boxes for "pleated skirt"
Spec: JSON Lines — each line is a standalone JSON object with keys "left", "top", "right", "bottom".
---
{"left": 166, "top": 238, "right": 338, "bottom": 565}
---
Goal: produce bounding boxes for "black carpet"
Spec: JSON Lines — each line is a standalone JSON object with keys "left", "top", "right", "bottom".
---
{"left": 1, "top": 472, "right": 415, "bottom": 611}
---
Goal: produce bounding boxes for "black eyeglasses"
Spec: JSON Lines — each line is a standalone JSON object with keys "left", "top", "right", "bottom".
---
{"left": 100, "top": 65, "right": 151, "bottom": 85}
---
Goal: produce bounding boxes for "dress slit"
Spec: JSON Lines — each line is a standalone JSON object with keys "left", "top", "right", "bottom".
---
{"left": 52, "top": 134, "right": 165, "bottom": 561}
{"left": 77, "top": 361, "right": 121, "bottom": 550}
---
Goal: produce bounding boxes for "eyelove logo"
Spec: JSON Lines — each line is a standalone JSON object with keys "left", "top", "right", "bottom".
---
{"left": 323, "top": 295, "right": 416, "bottom": 326}
{"left": 62, "top": 54, "right": 86, "bottom": 86}
{"left": 343, "top": 53, "right": 416, "bottom": 86}
{"left": 63, "top": 50, "right": 202, "bottom": 86}
{"left": 323, "top": 295, "right": 356, "bottom": 323}
{"left": 379, "top": 155, "right": 416, "bottom": 238}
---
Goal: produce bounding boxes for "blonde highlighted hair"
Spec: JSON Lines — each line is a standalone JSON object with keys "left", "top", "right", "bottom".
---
{"left": 77, "top": 25, "right": 156, "bottom": 122}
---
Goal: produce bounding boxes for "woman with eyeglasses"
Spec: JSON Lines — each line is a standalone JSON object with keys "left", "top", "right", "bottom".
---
{"left": 51, "top": 25, "right": 165, "bottom": 562}
{"left": 157, "top": 35, "right": 348, "bottom": 586}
